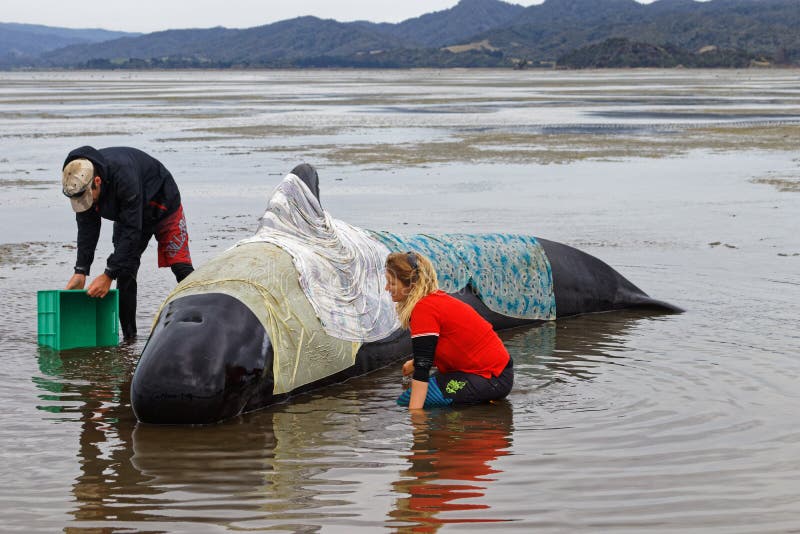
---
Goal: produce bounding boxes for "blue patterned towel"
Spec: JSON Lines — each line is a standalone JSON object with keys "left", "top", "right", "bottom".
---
{"left": 369, "top": 232, "right": 556, "bottom": 320}
{"left": 396, "top": 379, "right": 453, "bottom": 408}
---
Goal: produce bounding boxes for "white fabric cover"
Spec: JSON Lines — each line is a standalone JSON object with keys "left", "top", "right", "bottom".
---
{"left": 236, "top": 173, "right": 399, "bottom": 342}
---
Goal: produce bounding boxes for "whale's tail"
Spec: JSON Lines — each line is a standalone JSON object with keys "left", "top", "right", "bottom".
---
{"left": 538, "top": 238, "right": 683, "bottom": 317}
{"left": 620, "top": 294, "right": 685, "bottom": 313}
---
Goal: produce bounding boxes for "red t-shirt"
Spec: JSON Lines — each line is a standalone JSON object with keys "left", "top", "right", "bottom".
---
{"left": 409, "top": 290, "right": 510, "bottom": 379}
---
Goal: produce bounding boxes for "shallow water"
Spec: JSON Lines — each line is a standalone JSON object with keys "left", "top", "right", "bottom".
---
{"left": 0, "top": 69, "right": 799, "bottom": 532}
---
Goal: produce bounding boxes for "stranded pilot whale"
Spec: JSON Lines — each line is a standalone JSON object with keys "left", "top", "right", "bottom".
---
{"left": 131, "top": 164, "right": 681, "bottom": 425}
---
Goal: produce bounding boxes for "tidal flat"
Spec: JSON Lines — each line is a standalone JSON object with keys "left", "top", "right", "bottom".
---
{"left": 0, "top": 69, "right": 799, "bottom": 533}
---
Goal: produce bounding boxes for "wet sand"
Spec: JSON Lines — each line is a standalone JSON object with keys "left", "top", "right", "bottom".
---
{"left": 0, "top": 69, "right": 799, "bottom": 532}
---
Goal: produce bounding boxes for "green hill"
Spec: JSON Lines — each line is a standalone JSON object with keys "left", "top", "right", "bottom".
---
{"left": 364, "top": 0, "right": 525, "bottom": 47}
{"left": 479, "top": 0, "right": 799, "bottom": 64}
{"left": 0, "top": 22, "right": 136, "bottom": 66}
{"left": 2, "top": 0, "right": 798, "bottom": 69}
{"left": 40, "top": 17, "right": 408, "bottom": 68}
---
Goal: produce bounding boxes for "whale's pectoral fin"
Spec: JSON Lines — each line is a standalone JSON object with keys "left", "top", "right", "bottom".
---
{"left": 291, "top": 163, "right": 321, "bottom": 204}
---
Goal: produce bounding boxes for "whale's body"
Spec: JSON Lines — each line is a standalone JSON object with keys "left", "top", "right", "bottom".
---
{"left": 131, "top": 167, "right": 680, "bottom": 425}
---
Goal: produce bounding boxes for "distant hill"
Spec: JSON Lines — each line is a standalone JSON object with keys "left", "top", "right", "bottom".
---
{"left": 0, "top": 22, "right": 137, "bottom": 66}
{"left": 39, "top": 17, "right": 407, "bottom": 67}
{"left": 478, "top": 0, "right": 800, "bottom": 63}
{"left": 2, "top": 0, "right": 799, "bottom": 69}
{"left": 360, "top": 0, "right": 525, "bottom": 47}
{"left": 40, "top": 0, "right": 522, "bottom": 67}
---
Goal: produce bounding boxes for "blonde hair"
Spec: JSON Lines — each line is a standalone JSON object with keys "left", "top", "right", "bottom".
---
{"left": 386, "top": 251, "right": 439, "bottom": 328}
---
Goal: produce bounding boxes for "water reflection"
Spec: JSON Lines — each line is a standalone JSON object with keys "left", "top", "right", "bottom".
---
{"left": 130, "top": 418, "right": 279, "bottom": 527}
{"left": 35, "top": 345, "right": 144, "bottom": 523}
{"left": 34, "top": 338, "right": 398, "bottom": 530}
{"left": 502, "top": 309, "right": 674, "bottom": 385}
{"left": 388, "top": 402, "right": 514, "bottom": 530}
{"left": 132, "top": 405, "right": 355, "bottom": 523}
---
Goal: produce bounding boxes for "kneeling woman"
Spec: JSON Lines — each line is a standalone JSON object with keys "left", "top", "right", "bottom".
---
{"left": 385, "top": 251, "right": 514, "bottom": 410}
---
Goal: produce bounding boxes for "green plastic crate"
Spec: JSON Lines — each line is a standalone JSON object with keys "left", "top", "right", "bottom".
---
{"left": 37, "top": 290, "right": 119, "bottom": 350}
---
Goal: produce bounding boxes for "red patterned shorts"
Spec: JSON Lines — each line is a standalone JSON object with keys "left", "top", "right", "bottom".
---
{"left": 155, "top": 204, "right": 192, "bottom": 267}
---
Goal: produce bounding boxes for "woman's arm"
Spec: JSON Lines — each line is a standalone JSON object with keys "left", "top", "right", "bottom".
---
{"left": 409, "top": 379, "right": 429, "bottom": 410}
{"left": 408, "top": 334, "right": 438, "bottom": 410}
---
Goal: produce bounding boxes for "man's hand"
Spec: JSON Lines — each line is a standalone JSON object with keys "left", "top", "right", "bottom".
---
{"left": 66, "top": 273, "right": 86, "bottom": 290}
{"left": 86, "top": 273, "right": 113, "bottom": 298}
{"left": 402, "top": 359, "right": 414, "bottom": 376}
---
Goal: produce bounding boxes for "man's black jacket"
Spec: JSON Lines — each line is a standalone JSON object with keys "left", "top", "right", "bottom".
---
{"left": 64, "top": 146, "right": 181, "bottom": 279}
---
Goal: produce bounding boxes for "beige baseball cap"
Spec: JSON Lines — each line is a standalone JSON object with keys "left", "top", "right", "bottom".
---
{"left": 62, "top": 158, "right": 95, "bottom": 212}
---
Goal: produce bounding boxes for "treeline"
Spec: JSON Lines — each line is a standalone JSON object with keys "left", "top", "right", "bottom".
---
{"left": 85, "top": 49, "right": 512, "bottom": 69}
{"left": 555, "top": 38, "right": 773, "bottom": 69}
{"left": 83, "top": 41, "right": 779, "bottom": 70}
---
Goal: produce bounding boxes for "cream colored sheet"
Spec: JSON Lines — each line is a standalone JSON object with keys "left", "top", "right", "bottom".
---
{"left": 154, "top": 242, "right": 359, "bottom": 396}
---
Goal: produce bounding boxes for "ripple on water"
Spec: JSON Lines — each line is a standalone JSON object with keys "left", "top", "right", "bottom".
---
{"left": 490, "top": 308, "right": 800, "bottom": 531}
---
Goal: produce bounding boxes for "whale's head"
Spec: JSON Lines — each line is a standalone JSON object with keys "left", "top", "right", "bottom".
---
{"left": 131, "top": 293, "right": 274, "bottom": 425}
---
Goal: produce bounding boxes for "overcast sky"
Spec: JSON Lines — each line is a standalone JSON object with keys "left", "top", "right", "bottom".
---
{"left": 3, "top": 0, "right": 666, "bottom": 33}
